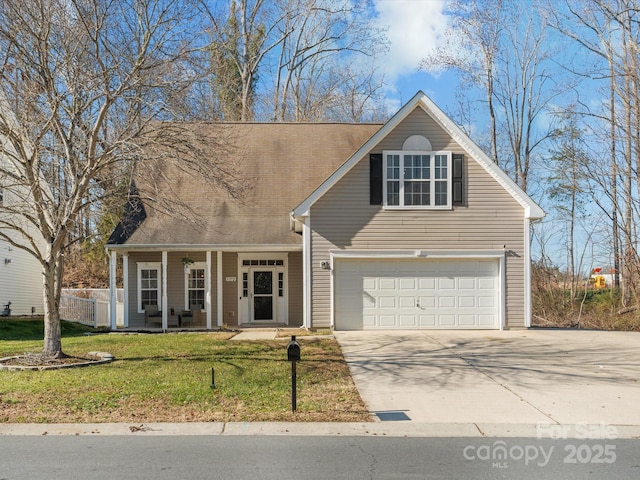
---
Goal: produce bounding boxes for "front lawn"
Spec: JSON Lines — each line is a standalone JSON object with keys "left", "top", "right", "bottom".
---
{"left": 0, "top": 319, "right": 369, "bottom": 423}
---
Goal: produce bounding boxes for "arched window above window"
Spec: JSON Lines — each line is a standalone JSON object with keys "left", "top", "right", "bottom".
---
{"left": 402, "top": 135, "right": 432, "bottom": 151}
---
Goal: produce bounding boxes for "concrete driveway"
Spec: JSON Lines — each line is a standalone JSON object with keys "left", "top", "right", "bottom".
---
{"left": 335, "top": 329, "right": 640, "bottom": 427}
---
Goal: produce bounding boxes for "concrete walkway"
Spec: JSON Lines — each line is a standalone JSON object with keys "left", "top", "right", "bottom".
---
{"left": 229, "top": 329, "right": 279, "bottom": 340}
{"left": 335, "top": 329, "right": 640, "bottom": 429}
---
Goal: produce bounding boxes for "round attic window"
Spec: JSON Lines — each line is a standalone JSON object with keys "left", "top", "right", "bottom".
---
{"left": 403, "top": 135, "right": 431, "bottom": 151}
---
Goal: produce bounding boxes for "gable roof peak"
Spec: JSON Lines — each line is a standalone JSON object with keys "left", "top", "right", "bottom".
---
{"left": 292, "top": 91, "right": 544, "bottom": 220}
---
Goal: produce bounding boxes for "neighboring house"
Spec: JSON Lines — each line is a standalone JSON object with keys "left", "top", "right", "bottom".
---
{"left": 106, "top": 92, "right": 544, "bottom": 330}
{"left": 0, "top": 138, "right": 45, "bottom": 317}
{"left": 0, "top": 236, "right": 43, "bottom": 317}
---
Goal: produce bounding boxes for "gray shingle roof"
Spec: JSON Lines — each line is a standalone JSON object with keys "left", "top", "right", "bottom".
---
{"left": 110, "top": 122, "right": 382, "bottom": 248}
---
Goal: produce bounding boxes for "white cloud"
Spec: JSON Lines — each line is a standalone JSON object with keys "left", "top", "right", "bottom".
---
{"left": 373, "top": 0, "right": 450, "bottom": 81}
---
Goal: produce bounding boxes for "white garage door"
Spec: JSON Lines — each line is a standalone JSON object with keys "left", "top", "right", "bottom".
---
{"left": 334, "top": 258, "right": 500, "bottom": 330}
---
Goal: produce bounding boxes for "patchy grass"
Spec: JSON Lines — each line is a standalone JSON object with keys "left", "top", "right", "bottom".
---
{"left": 0, "top": 320, "right": 369, "bottom": 423}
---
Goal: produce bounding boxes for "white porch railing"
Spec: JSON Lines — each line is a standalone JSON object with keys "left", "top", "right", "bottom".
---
{"left": 60, "top": 289, "right": 124, "bottom": 328}
{"left": 60, "top": 296, "right": 97, "bottom": 327}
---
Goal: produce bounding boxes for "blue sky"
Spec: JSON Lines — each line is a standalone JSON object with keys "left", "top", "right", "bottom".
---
{"left": 372, "top": 0, "right": 457, "bottom": 111}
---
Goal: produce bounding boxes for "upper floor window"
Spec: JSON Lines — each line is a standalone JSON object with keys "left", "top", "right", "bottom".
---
{"left": 383, "top": 151, "right": 451, "bottom": 209}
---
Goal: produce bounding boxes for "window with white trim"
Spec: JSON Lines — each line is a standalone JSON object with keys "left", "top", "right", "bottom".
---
{"left": 137, "top": 262, "right": 161, "bottom": 312}
{"left": 185, "top": 262, "right": 206, "bottom": 310}
{"left": 383, "top": 151, "right": 452, "bottom": 208}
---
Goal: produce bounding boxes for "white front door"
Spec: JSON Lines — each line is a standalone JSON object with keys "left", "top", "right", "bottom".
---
{"left": 238, "top": 255, "right": 288, "bottom": 325}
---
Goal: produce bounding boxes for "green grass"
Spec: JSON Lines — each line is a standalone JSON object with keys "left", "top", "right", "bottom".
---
{"left": 0, "top": 319, "right": 369, "bottom": 423}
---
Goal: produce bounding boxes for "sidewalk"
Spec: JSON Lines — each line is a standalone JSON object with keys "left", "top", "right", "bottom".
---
{"left": 1, "top": 421, "right": 639, "bottom": 438}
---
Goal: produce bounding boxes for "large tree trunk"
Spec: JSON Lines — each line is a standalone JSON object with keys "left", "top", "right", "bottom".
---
{"left": 42, "top": 248, "right": 64, "bottom": 357}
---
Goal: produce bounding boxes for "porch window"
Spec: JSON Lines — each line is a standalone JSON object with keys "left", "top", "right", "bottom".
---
{"left": 137, "top": 262, "right": 161, "bottom": 313}
{"left": 184, "top": 262, "right": 206, "bottom": 310}
{"left": 383, "top": 151, "right": 452, "bottom": 209}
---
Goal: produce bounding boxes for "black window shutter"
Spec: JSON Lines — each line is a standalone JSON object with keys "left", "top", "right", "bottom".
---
{"left": 452, "top": 153, "right": 464, "bottom": 206}
{"left": 370, "top": 153, "right": 383, "bottom": 205}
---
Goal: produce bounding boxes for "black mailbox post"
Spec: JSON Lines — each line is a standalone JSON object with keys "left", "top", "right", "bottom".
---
{"left": 287, "top": 336, "right": 301, "bottom": 362}
{"left": 287, "top": 336, "right": 301, "bottom": 411}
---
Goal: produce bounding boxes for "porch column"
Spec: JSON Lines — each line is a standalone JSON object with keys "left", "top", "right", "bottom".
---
{"left": 302, "top": 216, "right": 312, "bottom": 328}
{"left": 217, "top": 251, "right": 223, "bottom": 327}
{"left": 162, "top": 251, "right": 168, "bottom": 329}
{"left": 122, "top": 253, "right": 129, "bottom": 328}
{"left": 109, "top": 250, "right": 117, "bottom": 330}
{"left": 205, "top": 250, "right": 212, "bottom": 329}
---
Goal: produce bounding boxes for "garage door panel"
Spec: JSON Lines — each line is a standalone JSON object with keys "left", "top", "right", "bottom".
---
{"left": 399, "top": 278, "right": 416, "bottom": 289}
{"left": 379, "top": 314, "right": 396, "bottom": 327}
{"left": 439, "top": 314, "right": 456, "bottom": 326}
{"left": 363, "top": 277, "right": 376, "bottom": 290}
{"left": 479, "top": 314, "right": 497, "bottom": 326}
{"left": 459, "top": 314, "right": 477, "bottom": 326}
{"left": 439, "top": 296, "right": 456, "bottom": 308}
{"left": 478, "top": 296, "right": 495, "bottom": 308}
{"left": 399, "top": 296, "right": 415, "bottom": 308}
{"left": 379, "top": 296, "right": 396, "bottom": 308}
{"left": 379, "top": 278, "right": 396, "bottom": 290}
{"left": 399, "top": 314, "right": 416, "bottom": 326}
{"left": 458, "top": 296, "right": 476, "bottom": 308}
{"left": 478, "top": 278, "right": 496, "bottom": 289}
{"left": 418, "top": 296, "right": 436, "bottom": 308}
{"left": 439, "top": 277, "right": 455, "bottom": 289}
{"left": 458, "top": 278, "right": 476, "bottom": 289}
{"left": 335, "top": 258, "right": 500, "bottom": 330}
{"left": 363, "top": 315, "right": 376, "bottom": 327}
{"left": 419, "top": 314, "right": 436, "bottom": 326}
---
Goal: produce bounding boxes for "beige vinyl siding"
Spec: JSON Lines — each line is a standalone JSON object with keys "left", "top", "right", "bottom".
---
{"left": 127, "top": 251, "right": 219, "bottom": 327}
{"left": 310, "top": 106, "right": 527, "bottom": 329}
{"left": 288, "top": 251, "right": 303, "bottom": 327}
{"left": 222, "top": 252, "right": 238, "bottom": 326}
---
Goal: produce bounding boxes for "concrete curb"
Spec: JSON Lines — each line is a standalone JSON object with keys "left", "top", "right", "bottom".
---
{"left": 1, "top": 422, "right": 639, "bottom": 438}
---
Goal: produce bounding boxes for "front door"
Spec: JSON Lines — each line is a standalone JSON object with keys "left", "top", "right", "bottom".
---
{"left": 252, "top": 270, "right": 274, "bottom": 322}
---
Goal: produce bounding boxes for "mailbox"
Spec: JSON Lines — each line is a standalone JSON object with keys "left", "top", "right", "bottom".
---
{"left": 287, "top": 336, "right": 301, "bottom": 362}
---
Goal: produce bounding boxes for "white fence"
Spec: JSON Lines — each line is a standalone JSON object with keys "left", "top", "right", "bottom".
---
{"left": 60, "top": 289, "right": 124, "bottom": 328}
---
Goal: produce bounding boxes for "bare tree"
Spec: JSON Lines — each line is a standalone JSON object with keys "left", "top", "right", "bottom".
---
{"left": 547, "top": 112, "right": 590, "bottom": 300}
{"left": 199, "top": 0, "right": 387, "bottom": 122}
{"left": 553, "top": 0, "right": 640, "bottom": 304}
{"left": 267, "top": 0, "right": 387, "bottom": 122}
{"left": 422, "top": 0, "right": 505, "bottom": 165}
{"left": 0, "top": 0, "right": 240, "bottom": 357}
{"left": 423, "top": 0, "right": 560, "bottom": 193}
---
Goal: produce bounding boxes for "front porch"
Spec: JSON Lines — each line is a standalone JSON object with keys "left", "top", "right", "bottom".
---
{"left": 106, "top": 249, "right": 303, "bottom": 330}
